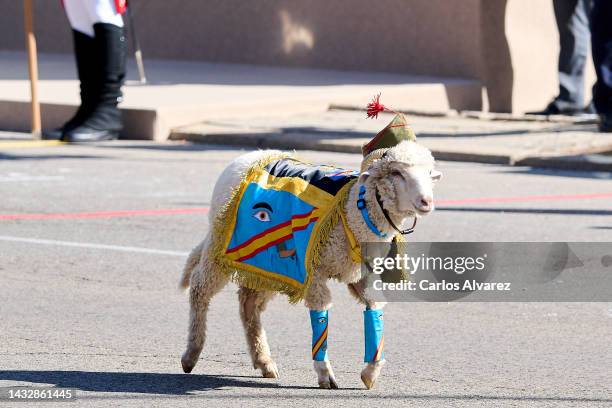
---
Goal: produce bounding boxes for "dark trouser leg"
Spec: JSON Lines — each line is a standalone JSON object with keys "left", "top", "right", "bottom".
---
{"left": 63, "top": 23, "right": 126, "bottom": 142}
{"left": 552, "top": 0, "right": 592, "bottom": 111}
{"left": 43, "top": 30, "right": 95, "bottom": 139}
{"left": 591, "top": 0, "right": 612, "bottom": 121}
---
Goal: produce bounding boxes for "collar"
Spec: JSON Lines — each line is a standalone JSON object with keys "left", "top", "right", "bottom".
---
{"left": 357, "top": 185, "right": 417, "bottom": 237}
{"left": 357, "top": 185, "right": 388, "bottom": 237}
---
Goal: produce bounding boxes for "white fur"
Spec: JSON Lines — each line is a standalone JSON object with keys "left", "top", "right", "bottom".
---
{"left": 180, "top": 142, "right": 441, "bottom": 389}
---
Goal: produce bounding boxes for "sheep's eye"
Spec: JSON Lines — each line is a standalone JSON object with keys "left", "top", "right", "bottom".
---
{"left": 252, "top": 210, "right": 271, "bottom": 222}
{"left": 391, "top": 170, "right": 402, "bottom": 177}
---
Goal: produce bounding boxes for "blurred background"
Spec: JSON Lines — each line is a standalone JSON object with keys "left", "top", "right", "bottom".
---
{"left": 0, "top": 0, "right": 600, "bottom": 139}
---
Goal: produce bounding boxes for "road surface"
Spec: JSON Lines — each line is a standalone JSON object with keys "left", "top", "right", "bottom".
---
{"left": 1, "top": 138, "right": 611, "bottom": 407}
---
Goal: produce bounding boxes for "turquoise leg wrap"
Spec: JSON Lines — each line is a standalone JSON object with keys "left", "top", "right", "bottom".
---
{"left": 310, "top": 310, "right": 329, "bottom": 361}
{"left": 364, "top": 309, "right": 384, "bottom": 363}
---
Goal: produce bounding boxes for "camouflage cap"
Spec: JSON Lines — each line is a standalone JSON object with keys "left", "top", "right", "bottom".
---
{"left": 361, "top": 113, "right": 416, "bottom": 157}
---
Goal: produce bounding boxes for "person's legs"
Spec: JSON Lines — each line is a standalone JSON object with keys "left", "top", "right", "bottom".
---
{"left": 553, "top": 0, "right": 591, "bottom": 110}
{"left": 528, "top": 0, "right": 592, "bottom": 115}
{"left": 591, "top": 0, "right": 612, "bottom": 130}
{"left": 43, "top": 1, "right": 97, "bottom": 139}
{"left": 64, "top": 1, "right": 126, "bottom": 142}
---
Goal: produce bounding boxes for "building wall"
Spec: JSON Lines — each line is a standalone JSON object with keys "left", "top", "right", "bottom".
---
{"left": 506, "top": 0, "right": 595, "bottom": 113}
{"left": 0, "top": 0, "right": 483, "bottom": 77}
{"left": 0, "top": 0, "right": 596, "bottom": 113}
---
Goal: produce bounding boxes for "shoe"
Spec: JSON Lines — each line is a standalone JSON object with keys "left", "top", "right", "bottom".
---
{"left": 63, "top": 127, "right": 120, "bottom": 142}
{"left": 43, "top": 30, "right": 96, "bottom": 140}
{"left": 584, "top": 102, "right": 597, "bottom": 114}
{"left": 526, "top": 101, "right": 586, "bottom": 116}
{"left": 63, "top": 23, "right": 126, "bottom": 143}
{"left": 599, "top": 114, "right": 612, "bottom": 132}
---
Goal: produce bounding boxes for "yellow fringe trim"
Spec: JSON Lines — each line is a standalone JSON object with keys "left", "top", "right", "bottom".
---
{"left": 208, "top": 152, "right": 357, "bottom": 303}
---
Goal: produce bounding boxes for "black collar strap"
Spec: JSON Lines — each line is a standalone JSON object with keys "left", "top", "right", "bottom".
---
{"left": 374, "top": 187, "right": 417, "bottom": 235}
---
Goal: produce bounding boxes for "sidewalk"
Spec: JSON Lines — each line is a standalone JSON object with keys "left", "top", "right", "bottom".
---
{"left": 172, "top": 110, "right": 612, "bottom": 171}
{"left": 3, "top": 51, "right": 612, "bottom": 171}
{"left": 0, "top": 51, "right": 479, "bottom": 141}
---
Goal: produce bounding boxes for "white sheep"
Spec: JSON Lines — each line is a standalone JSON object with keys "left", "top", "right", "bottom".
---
{"left": 179, "top": 140, "right": 441, "bottom": 389}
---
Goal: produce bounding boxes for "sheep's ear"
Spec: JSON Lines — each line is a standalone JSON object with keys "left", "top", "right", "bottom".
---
{"left": 359, "top": 171, "right": 370, "bottom": 184}
{"left": 431, "top": 170, "right": 443, "bottom": 181}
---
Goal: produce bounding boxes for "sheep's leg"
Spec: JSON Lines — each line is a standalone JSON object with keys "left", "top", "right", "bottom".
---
{"left": 361, "top": 308, "right": 385, "bottom": 389}
{"left": 349, "top": 280, "right": 387, "bottom": 390}
{"left": 181, "top": 250, "right": 229, "bottom": 374}
{"left": 305, "top": 277, "right": 337, "bottom": 389}
{"left": 238, "top": 287, "right": 279, "bottom": 379}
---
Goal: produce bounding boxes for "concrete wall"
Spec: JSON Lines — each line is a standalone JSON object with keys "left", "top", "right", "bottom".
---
{"left": 505, "top": 0, "right": 595, "bottom": 113}
{"left": 0, "top": 0, "right": 596, "bottom": 113}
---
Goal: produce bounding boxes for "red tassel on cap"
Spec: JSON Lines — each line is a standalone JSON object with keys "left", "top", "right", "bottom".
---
{"left": 366, "top": 94, "right": 386, "bottom": 119}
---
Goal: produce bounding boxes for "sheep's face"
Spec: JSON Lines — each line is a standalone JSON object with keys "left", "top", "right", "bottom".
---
{"left": 361, "top": 141, "right": 442, "bottom": 218}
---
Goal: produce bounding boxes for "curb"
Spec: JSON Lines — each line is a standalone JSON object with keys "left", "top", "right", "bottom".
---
{"left": 171, "top": 130, "right": 612, "bottom": 171}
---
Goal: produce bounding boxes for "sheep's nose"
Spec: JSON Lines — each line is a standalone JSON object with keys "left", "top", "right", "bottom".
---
{"left": 418, "top": 196, "right": 433, "bottom": 211}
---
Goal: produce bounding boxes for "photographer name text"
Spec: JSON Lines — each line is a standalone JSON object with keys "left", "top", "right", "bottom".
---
{"left": 373, "top": 279, "right": 511, "bottom": 292}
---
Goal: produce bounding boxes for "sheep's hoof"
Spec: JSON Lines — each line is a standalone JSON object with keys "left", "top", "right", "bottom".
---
{"left": 318, "top": 378, "right": 338, "bottom": 389}
{"left": 360, "top": 360, "right": 385, "bottom": 390}
{"left": 257, "top": 360, "right": 280, "bottom": 379}
{"left": 181, "top": 358, "right": 194, "bottom": 374}
{"left": 360, "top": 373, "right": 375, "bottom": 390}
{"left": 181, "top": 351, "right": 198, "bottom": 374}
{"left": 314, "top": 361, "right": 338, "bottom": 389}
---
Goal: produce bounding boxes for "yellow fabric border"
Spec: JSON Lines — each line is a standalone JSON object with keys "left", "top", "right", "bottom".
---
{"left": 208, "top": 152, "right": 359, "bottom": 303}
{"left": 339, "top": 210, "right": 362, "bottom": 263}
{"left": 225, "top": 258, "right": 305, "bottom": 289}
{"left": 254, "top": 171, "right": 334, "bottom": 208}
{"left": 302, "top": 179, "right": 358, "bottom": 289}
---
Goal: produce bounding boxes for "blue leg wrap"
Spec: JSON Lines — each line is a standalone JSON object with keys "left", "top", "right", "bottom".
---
{"left": 364, "top": 309, "right": 384, "bottom": 363}
{"left": 310, "top": 310, "right": 328, "bottom": 361}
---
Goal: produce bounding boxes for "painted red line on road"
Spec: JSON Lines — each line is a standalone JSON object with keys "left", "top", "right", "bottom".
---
{"left": 436, "top": 192, "right": 612, "bottom": 206}
{"left": 1, "top": 192, "right": 611, "bottom": 221}
{"left": 0, "top": 207, "right": 209, "bottom": 221}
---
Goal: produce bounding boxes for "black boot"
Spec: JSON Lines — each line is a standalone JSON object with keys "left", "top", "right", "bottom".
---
{"left": 42, "top": 30, "right": 95, "bottom": 140}
{"left": 526, "top": 99, "right": 588, "bottom": 116}
{"left": 600, "top": 114, "right": 612, "bottom": 132}
{"left": 63, "top": 23, "right": 126, "bottom": 142}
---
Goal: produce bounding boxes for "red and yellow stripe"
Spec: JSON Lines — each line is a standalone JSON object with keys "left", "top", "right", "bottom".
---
{"left": 372, "top": 335, "right": 384, "bottom": 362}
{"left": 312, "top": 324, "right": 328, "bottom": 359}
{"left": 226, "top": 208, "right": 321, "bottom": 262}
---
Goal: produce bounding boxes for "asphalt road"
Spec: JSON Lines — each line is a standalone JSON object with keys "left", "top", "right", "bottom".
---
{"left": 0, "top": 137, "right": 611, "bottom": 407}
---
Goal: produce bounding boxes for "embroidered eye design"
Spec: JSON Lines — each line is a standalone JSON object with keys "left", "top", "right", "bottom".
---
{"left": 252, "top": 202, "right": 273, "bottom": 222}
{"left": 252, "top": 209, "right": 271, "bottom": 222}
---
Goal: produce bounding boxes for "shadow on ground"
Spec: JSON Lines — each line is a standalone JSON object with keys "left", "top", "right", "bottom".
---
{"left": 0, "top": 153, "right": 103, "bottom": 161}
{"left": 182, "top": 124, "right": 600, "bottom": 140}
{"left": 0, "top": 370, "right": 610, "bottom": 403}
{"left": 0, "top": 370, "right": 315, "bottom": 395}
{"left": 417, "top": 122, "right": 599, "bottom": 138}
{"left": 93, "top": 143, "right": 242, "bottom": 152}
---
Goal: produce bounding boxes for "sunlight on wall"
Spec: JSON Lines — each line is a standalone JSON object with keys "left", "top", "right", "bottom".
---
{"left": 279, "top": 10, "right": 314, "bottom": 54}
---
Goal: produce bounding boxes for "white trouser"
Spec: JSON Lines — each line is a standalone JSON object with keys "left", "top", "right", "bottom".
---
{"left": 63, "top": 0, "right": 124, "bottom": 37}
